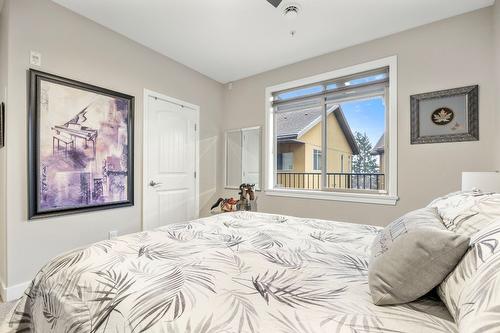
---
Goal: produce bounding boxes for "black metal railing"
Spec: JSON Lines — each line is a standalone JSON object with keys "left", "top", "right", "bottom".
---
{"left": 276, "top": 172, "right": 385, "bottom": 191}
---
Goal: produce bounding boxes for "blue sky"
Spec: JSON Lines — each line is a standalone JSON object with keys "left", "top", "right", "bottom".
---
{"left": 340, "top": 97, "right": 385, "bottom": 146}
{"left": 277, "top": 87, "right": 386, "bottom": 147}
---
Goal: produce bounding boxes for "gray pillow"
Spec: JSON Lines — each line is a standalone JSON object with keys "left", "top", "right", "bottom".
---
{"left": 368, "top": 207, "right": 470, "bottom": 305}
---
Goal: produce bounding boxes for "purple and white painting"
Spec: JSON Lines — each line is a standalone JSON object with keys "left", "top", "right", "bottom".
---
{"left": 29, "top": 70, "right": 134, "bottom": 218}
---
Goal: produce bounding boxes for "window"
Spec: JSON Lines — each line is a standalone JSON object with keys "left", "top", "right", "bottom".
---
{"left": 313, "top": 149, "right": 322, "bottom": 171}
{"left": 266, "top": 56, "right": 398, "bottom": 205}
{"left": 277, "top": 152, "right": 294, "bottom": 171}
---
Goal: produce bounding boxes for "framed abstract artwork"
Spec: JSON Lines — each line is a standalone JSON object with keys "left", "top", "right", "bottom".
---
{"left": 410, "top": 85, "right": 479, "bottom": 144}
{"left": 0, "top": 102, "right": 4, "bottom": 148}
{"left": 28, "top": 69, "right": 134, "bottom": 219}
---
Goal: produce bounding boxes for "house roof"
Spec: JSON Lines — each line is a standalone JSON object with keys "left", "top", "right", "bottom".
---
{"left": 370, "top": 134, "right": 385, "bottom": 155}
{"left": 276, "top": 105, "right": 359, "bottom": 155}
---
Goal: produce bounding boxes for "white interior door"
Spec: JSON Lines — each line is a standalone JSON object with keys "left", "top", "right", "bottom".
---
{"left": 144, "top": 92, "right": 199, "bottom": 230}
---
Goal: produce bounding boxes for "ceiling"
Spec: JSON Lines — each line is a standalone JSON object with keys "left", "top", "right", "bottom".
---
{"left": 51, "top": 0, "right": 494, "bottom": 83}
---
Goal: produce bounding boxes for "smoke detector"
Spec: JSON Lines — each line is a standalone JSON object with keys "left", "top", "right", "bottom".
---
{"left": 282, "top": 3, "right": 301, "bottom": 19}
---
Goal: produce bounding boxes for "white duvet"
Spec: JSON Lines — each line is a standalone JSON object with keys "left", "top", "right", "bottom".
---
{"left": 5, "top": 211, "right": 457, "bottom": 332}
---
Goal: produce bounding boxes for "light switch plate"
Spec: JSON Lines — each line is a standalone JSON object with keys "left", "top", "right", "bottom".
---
{"left": 30, "top": 51, "right": 42, "bottom": 67}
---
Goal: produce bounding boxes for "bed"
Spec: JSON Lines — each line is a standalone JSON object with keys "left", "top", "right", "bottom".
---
{"left": 5, "top": 211, "right": 457, "bottom": 332}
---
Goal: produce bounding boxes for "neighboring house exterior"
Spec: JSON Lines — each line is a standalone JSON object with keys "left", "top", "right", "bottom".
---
{"left": 371, "top": 134, "right": 385, "bottom": 173}
{"left": 276, "top": 105, "right": 359, "bottom": 189}
{"left": 368, "top": 134, "right": 386, "bottom": 190}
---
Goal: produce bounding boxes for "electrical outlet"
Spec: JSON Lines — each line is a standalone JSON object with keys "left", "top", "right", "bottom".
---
{"left": 30, "top": 51, "right": 42, "bottom": 67}
{"left": 108, "top": 230, "right": 118, "bottom": 239}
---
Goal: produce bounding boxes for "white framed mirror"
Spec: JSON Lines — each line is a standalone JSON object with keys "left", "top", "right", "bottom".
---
{"left": 224, "top": 126, "right": 261, "bottom": 190}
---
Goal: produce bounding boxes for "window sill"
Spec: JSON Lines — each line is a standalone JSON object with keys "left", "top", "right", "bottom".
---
{"left": 264, "top": 188, "right": 399, "bottom": 205}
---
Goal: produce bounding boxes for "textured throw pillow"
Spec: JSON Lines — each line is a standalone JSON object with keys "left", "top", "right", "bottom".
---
{"left": 437, "top": 220, "right": 500, "bottom": 332}
{"left": 368, "top": 207, "right": 470, "bottom": 305}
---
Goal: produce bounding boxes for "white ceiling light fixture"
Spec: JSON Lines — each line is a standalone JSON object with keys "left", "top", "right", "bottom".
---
{"left": 282, "top": 3, "right": 301, "bottom": 20}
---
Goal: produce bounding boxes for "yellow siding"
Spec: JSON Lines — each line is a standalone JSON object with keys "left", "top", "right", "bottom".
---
{"left": 299, "top": 112, "right": 353, "bottom": 173}
{"left": 276, "top": 111, "right": 355, "bottom": 190}
{"left": 276, "top": 142, "right": 305, "bottom": 172}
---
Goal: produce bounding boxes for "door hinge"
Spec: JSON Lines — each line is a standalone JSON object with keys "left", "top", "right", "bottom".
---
{"left": 194, "top": 171, "right": 197, "bottom": 178}
{"left": 194, "top": 124, "right": 197, "bottom": 131}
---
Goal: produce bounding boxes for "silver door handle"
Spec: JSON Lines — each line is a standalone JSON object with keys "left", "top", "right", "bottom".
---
{"left": 149, "top": 181, "right": 162, "bottom": 187}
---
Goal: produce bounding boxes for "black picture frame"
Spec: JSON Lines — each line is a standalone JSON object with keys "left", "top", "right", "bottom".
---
{"left": 0, "top": 102, "right": 4, "bottom": 148}
{"left": 410, "top": 85, "right": 479, "bottom": 144}
{"left": 28, "top": 69, "right": 135, "bottom": 219}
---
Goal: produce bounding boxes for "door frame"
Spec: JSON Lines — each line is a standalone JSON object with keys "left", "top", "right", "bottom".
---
{"left": 142, "top": 89, "right": 200, "bottom": 230}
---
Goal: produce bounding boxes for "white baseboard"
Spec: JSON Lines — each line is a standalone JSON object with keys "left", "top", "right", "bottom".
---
{"left": 0, "top": 279, "right": 29, "bottom": 302}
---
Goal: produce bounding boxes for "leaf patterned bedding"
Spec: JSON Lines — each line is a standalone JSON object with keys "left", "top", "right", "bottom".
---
{"left": 5, "top": 212, "right": 457, "bottom": 333}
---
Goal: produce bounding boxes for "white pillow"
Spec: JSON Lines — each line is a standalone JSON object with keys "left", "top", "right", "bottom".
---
{"left": 428, "top": 192, "right": 500, "bottom": 332}
{"left": 437, "top": 221, "right": 500, "bottom": 332}
{"left": 428, "top": 191, "right": 500, "bottom": 237}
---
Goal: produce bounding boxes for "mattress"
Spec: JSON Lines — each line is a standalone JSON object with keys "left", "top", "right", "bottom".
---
{"left": 5, "top": 211, "right": 457, "bottom": 332}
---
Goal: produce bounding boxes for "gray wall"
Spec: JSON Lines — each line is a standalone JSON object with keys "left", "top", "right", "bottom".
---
{"left": 3, "top": 0, "right": 223, "bottom": 287}
{"left": 495, "top": 1, "right": 500, "bottom": 170}
{"left": 0, "top": 0, "right": 9, "bottom": 289}
{"left": 221, "top": 7, "right": 496, "bottom": 227}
